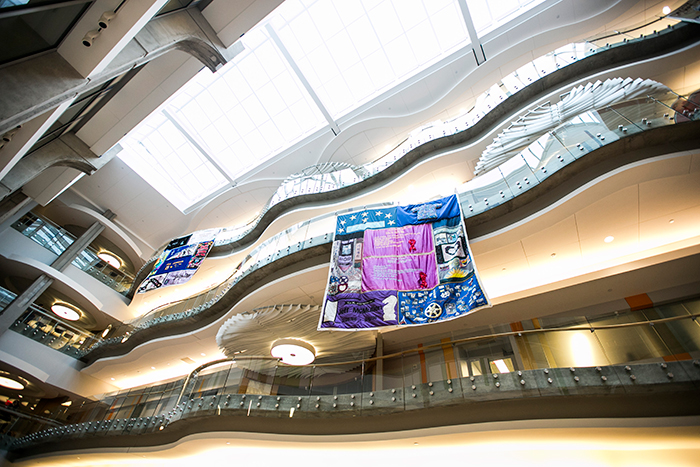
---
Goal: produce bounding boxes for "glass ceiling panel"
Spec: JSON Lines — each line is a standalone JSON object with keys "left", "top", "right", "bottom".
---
{"left": 270, "top": 0, "right": 470, "bottom": 119}
{"left": 466, "top": 0, "right": 545, "bottom": 37}
{"left": 116, "top": 0, "right": 550, "bottom": 213}
{"left": 118, "top": 27, "right": 327, "bottom": 213}
{"left": 118, "top": 113, "right": 230, "bottom": 212}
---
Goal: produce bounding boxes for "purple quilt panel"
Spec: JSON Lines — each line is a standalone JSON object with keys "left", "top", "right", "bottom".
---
{"left": 363, "top": 223, "right": 435, "bottom": 257}
{"left": 362, "top": 253, "right": 438, "bottom": 291}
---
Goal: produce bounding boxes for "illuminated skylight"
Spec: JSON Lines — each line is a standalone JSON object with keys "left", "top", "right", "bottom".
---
{"left": 466, "top": 0, "right": 545, "bottom": 37}
{"left": 116, "top": 0, "right": 545, "bottom": 213}
{"left": 272, "top": 0, "right": 470, "bottom": 118}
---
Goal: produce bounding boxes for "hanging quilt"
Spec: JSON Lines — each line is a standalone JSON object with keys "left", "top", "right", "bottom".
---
{"left": 137, "top": 228, "right": 220, "bottom": 294}
{"left": 319, "top": 195, "right": 489, "bottom": 330}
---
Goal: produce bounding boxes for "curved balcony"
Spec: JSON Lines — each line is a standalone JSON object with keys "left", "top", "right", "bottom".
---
{"left": 8, "top": 296, "right": 700, "bottom": 460}
{"left": 78, "top": 14, "right": 700, "bottom": 363}
{"left": 80, "top": 100, "right": 700, "bottom": 364}
{"left": 122, "top": 13, "right": 700, "bottom": 297}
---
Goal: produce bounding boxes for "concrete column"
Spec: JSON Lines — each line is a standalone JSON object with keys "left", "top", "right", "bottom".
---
{"left": 0, "top": 221, "right": 105, "bottom": 335}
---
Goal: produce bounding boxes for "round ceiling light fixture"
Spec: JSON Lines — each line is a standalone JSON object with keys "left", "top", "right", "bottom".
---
{"left": 98, "top": 251, "right": 122, "bottom": 269}
{"left": 0, "top": 375, "right": 25, "bottom": 391}
{"left": 51, "top": 303, "right": 81, "bottom": 321}
{"left": 271, "top": 338, "right": 316, "bottom": 366}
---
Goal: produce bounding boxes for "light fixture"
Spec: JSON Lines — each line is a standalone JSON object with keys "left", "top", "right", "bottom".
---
{"left": 98, "top": 11, "right": 117, "bottom": 29}
{"left": 662, "top": 6, "right": 671, "bottom": 15}
{"left": 271, "top": 338, "right": 315, "bottom": 365}
{"left": 98, "top": 251, "right": 121, "bottom": 269}
{"left": 669, "top": 219, "right": 675, "bottom": 224}
{"left": 51, "top": 303, "right": 81, "bottom": 321}
{"left": 101, "top": 324, "right": 112, "bottom": 338}
{"left": 61, "top": 401, "right": 72, "bottom": 407}
{"left": 82, "top": 29, "right": 101, "bottom": 47}
{"left": 0, "top": 376, "right": 24, "bottom": 391}
{"left": 604, "top": 236, "right": 615, "bottom": 243}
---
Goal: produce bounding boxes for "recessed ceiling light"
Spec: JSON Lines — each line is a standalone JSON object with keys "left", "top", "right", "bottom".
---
{"left": 61, "top": 401, "right": 72, "bottom": 407}
{"left": 97, "top": 251, "right": 121, "bottom": 269}
{"left": 0, "top": 376, "right": 24, "bottom": 391}
{"left": 669, "top": 219, "right": 674, "bottom": 224}
{"left": 151, "top": 367, "right": 156, "bottom": 370}
{"left": 101, "top": 324, "right": 112, "bottom": 338}
{"left": 271, "top": 338, "right": 315, "bottom": 366}
{"left": 550, "top": 252, "right": 556, "bottom": 257}
{"left": 662, "top": 6, "right": 671, "bottom": 14}
{"left": 201, "top": 353, "right": 206, "bottom": 356}
{"left": 111, "top": 378, "right": 115, "bottom": 381}
{"left": 604, "top": 236, "right": 614, "bottom": 243}
{"left": 51, "top": 303, "right": 81, "bottom": 321}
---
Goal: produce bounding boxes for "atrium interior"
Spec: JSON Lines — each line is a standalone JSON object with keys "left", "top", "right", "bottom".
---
{"left": 0, "top": 0, "right": 700, "bottom": 465}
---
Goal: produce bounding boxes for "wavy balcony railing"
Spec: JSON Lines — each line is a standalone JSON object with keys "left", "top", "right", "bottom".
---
{"left": 125, "top": 11, "right": 700, "bottom": 300}
{"left": 0, "top": 286, "right": 100, "bottom": 359}
{"left": 80, "top": 15, "right": 700, "bottom": 362}
{"left": 207, "top": 13, "right": 696, "bottom": 256}
{"left": 79, "top": 93, "right": 700, "bottom": 362}
{"left": 8, "top": 297, "right": 700, "bottom": 459}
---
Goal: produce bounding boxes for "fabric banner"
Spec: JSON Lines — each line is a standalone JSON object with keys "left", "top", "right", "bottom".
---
{"left": 137, "top": 228, "right": 220, "bottom": 294}
{"left": 319, "top": 195, "right": 490, "bottom": 330}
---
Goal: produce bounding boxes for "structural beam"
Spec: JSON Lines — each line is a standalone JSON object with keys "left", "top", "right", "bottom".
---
{"left": 457, "top": 0, "right": 487, "bottom": 65}
{"left": 265, "top": 23, "right": 341, "bottom": 136}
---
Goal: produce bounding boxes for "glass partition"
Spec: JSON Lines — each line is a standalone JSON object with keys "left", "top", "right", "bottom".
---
{"left": 10, "top": 295, "right": 700, "bottom": 450}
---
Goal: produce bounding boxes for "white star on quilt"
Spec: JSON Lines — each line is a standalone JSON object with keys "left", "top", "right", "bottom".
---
{"left": 385, "top": 213, "right": 392, "bottom": 218}
{"left": 338, "top": 228, "right": 345, "bottom": 233}
{"left": 388, "top": 220, "right": 395, "bottom": 226}
{"left": 340, "top": 220, "right": 346, "bottom": 225}
{"left": 350, "top": 215, "right": 357, "bottom": 220}
{"left": 362, "top": 217, "right": 368, "bottom": 223}
{"left": 376, "top": 211, "right": 382, "bottom": 216}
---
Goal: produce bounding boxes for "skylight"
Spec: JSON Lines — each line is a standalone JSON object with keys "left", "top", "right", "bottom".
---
{"left": 116, "top": 0, "right": 545, "bottom": 213}
{"left": 272, "top": 0, "right": 470, "bottom": 118}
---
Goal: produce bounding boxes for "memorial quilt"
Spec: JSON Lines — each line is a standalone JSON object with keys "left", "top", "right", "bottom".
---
{"left": 319, "top": 195, "right": 489, "bottom": 330}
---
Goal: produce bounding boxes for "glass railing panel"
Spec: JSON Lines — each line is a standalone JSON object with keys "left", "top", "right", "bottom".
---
{"left": 402, "top": 346, "right": 462, "bottom": 409}
{"left": 303, "top": 213, "right": 336, "bottom": 246}
{"left": 458, "top": 166, "right": 513, "bottom": 216}
{"left": 498, "top": 154, "right": 538, "bottom": 195}
{"left": 592, "top": 318, "right": 671, "bottom": 365}
{"left": 361, "top": 356, "right": 404, "bottom": 413}
{"left": 11, "top": 304, "right": 99, "bottom": 358}
{"left": 595, "top": 106, "right": 645, "bottom": 134}
{"left": 275, "top": 221, "right": 310, "bottom": 254}
{"left": 501, "top": 71, "right": 526, "bottom": 95}
{"left": 587, "top": 17, "right": 680, "bottom": 50}
{"left": 612, "top": 98, "right": 676, "bottom": 130}
{"left": 551, "top": 43, "right": 585, "bottom": 68}
{"left": 513, "top": 61, "right": 540, "bottom": 87}
{"left": 238, "top": 359, "right": 277, "bottom": 396}
{"left": 272, "top": 364, "right": 312, "bottom": 397}
{"left": 309, "top": 364, "right": 363, "bottom": 396}
{"left": 192, "top": 364, "right": 231, "bottom": 398}
{"left": 11, "top": 213, "right": 75, "bottom": 256}
{"left": 639, "top": 306, "right": 700, "bottom": 360}
{"left": 533, "top": 53, "right": 558, "bottom": 78}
